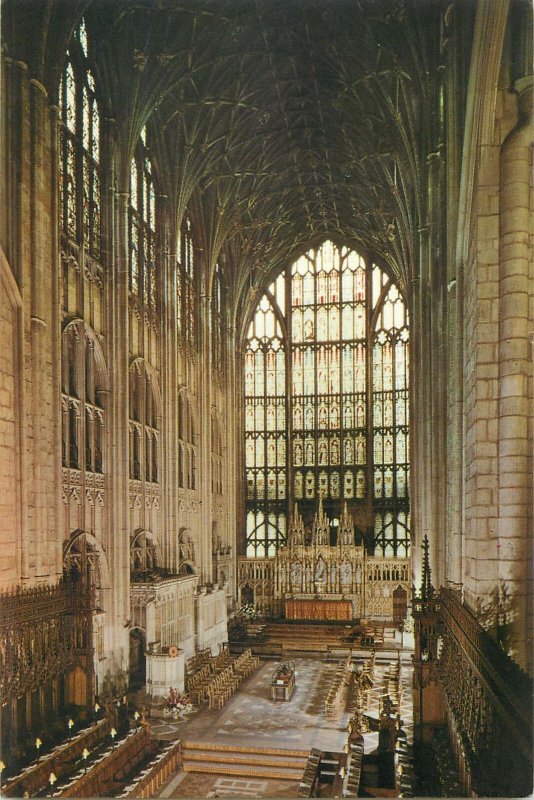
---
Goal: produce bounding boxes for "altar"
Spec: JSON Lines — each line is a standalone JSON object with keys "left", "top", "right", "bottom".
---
{"left": 238, "top": 501, "right": 411, "bottom": 621}
{"left": 285, "top": 598, "right": 352, "bottom": 621}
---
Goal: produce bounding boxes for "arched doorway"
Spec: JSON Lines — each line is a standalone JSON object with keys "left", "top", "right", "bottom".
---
{"left": 393, "top": 585, "right": 408, "bottom": 624}
{"left": 129, "top": 628, "right": 146, "bottom": 690}
{"left": 241, "top": 584, "right": 254, "bottom": 606}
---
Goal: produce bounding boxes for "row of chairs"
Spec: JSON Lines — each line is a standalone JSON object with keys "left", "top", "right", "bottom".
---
{"left": 233, "top": 648, "right": 260, "bottom": 678}
{"left": 185, "top": 648, "right": 213, "bottom": 678}
{"left": 207, "top": 665, "right": 242, "bottom": 710}
{"left": 186, "top": 663, "right": 212, "bottom": 694}
{"left": 185, "top": 647, "right": 235, "bottom": 701}
{"left": 187, "top": 648, "right": 260, "bottom": 709}
{"left": 206, "top": 649, "right": 260, "bottom": 709}
{"left": 324, "top": 656, "right": 351, "bottom": 717}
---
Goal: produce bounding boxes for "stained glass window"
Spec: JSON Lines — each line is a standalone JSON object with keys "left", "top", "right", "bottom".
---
{"left": 129, "top": 132, "right": 158, "bottom": 308}
{"left": 177, "top": 213, "right": 196, "bottom": 345}
{"left": 244, "top": 240, "right": 410, "bottom": 558}
{"left": 245, "top": 277, "right": 287, "bottom": 557}
{"left": 59, "top": 20, "right": 101, "bottom": 258}
{"left": 212, "top": 263, "right": 224, "bottom": 371}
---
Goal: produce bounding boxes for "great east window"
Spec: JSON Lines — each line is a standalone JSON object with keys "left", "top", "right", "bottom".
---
{"left": 244, "top": 240, "right": 410, "bottom": 559}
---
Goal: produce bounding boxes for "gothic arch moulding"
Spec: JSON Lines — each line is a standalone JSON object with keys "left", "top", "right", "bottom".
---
{"left": 130, "top": 528, "right": 161, "bottom": 575}
{"left": 63, "top": 528, "right": 110, "bottom": 610}
{"left": 178, "top": 527, "right": 196, "bottom": 575}
{"left": 62, "top": 319, "right": 109, "bottom": 393}
{"left": 129, "top": 357, "right": 162, "bottom": 422}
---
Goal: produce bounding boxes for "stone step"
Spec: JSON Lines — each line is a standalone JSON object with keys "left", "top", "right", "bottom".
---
{"left": 183, "top": 740, "right": 309, "bottom": 758}
{"left": 182, "top": 762, "right": 303, "bottom": 780}
{"left": 183, "top": 751, "right": 306, "bottom": 769}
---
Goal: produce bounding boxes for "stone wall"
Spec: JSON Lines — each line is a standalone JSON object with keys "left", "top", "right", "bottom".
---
{"left": 447, "top": 1, "right": 533, "bottom": 671}
{"left": 0, "top": 250, "right": 20, "bottom": 587}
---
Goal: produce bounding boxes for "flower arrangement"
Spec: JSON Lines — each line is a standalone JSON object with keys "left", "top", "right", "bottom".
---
{"left": 238, "top": 602, "right": 260, "bottom": 622}
{"left": 162, "top": 687, "right": 193, "bottom": 719}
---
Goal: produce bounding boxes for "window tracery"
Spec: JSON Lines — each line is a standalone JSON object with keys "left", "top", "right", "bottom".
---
{"left": 129, "top": 130, "right": 158, "bottom": 308}
{"left": 61, "top": 323, "right": 105, "bottom": 473}
{"left": 128, "top": 364, "right": 159, "bottom": 483}
{"left": 244, "top": 241, "right": 410, "bottom": 558}
{"left": 59, "top": 19, "right": 101, "bottom": 259}
{"left": 211, "top": 413, "right": 223, "bottom": 495}
{"left": 211, "top": 262, "right": 224, "bottom": 370}
{"left": 177, "top": 213, "right": 196, "bottom": 345}
{"left": 178, "top": 391, "right": 197, "bottom": 490}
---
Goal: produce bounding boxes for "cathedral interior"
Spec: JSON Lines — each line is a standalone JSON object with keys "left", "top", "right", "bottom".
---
{"left": 0, "top": 0, "right": 532, "bottom": 797}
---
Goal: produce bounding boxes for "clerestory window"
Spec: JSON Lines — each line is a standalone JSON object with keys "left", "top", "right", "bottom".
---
{"left": 59, "top": 19, "right": 101, "bottom": 259}
{"left": 129, "top": 128, "right": 158, "bottom": 309}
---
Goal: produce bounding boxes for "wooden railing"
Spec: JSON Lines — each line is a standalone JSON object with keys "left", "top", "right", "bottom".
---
{"left": 59, "top": 726, "right": 151, "bottom": 797}
{"left": 438, "top": 587, "right": 532, "bottom": 797}
{"left": 3, "top": 718, "right": 111, "bottom": 798}
{"left": 117, "top": 739, "right": 183, "bottom": 799}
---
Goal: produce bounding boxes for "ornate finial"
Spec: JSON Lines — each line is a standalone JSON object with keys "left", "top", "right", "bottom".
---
{"left": 287, "top": 503, "right": 305, "bottom": 548}
{"left": 311, "top": 498, "right": 329, "bottom": 547}
{"left": 421, "top": 534, "right": 433, "bottom": 600}
{"left": 338, "top": 502, "right": 354, "bottom": 547}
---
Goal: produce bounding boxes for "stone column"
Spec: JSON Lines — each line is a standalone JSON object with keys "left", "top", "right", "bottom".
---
{"left": 159, "top": 200, "right": 179, "bottom": 572}
{"left": 106, "top": 184, "right": 131, "bottom": 681}
{"left": 224, "top": 321, "right": 239, "bottom": 601}
{"left": 199, "top": 268, "right": 213, "bottom": 585}
{"left": 29, "top": 76, "right": 57, "bottom": 580}
{"left": 497, "top": 79, "right": 533, "bottom": 670}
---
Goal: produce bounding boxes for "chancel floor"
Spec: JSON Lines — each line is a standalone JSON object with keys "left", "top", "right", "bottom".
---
{"left": 153, "top": 653, "right": 414, "bottom": 798}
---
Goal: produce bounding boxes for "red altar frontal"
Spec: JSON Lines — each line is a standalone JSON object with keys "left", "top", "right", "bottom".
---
{"left": 285, "top": 598, "right": 353, "bottom": 621}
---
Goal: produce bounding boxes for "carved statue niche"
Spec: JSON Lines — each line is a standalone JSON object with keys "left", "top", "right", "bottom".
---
{"left": 315, "top": 555, "right": 327, "bottom": 582}
{"left": 340, "top": 559, "right": 352, "bottom": 588}
{"left": 290, "top": 560, "right": 302, "bottom": 589}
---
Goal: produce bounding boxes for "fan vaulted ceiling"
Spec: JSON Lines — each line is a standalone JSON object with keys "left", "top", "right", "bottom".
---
{"left": 6, "top": 0, "right": 445, "bottom": 313}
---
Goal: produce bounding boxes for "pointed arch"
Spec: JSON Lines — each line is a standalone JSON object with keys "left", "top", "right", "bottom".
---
{"left": 58, "top": 17, "right": 102, "bottom": 259}
{"left": 63, "top": 529, "right": 110, "bottom": 610}
{"left": 128, "top": 358, "right": 161, "bottom": 484}
{"left": 130, "top": 528, "right": 161, "bottom": 575}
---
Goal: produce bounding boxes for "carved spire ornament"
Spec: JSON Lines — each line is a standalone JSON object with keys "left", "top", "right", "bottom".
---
{"left": 287, "top": 503, "right": 305, "bottom": 548}
{"left": 338, "top": 502, "right": 354, "bottom": 548}
{"left": 311, "top": 496, "right": 329, "bottom": 547}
